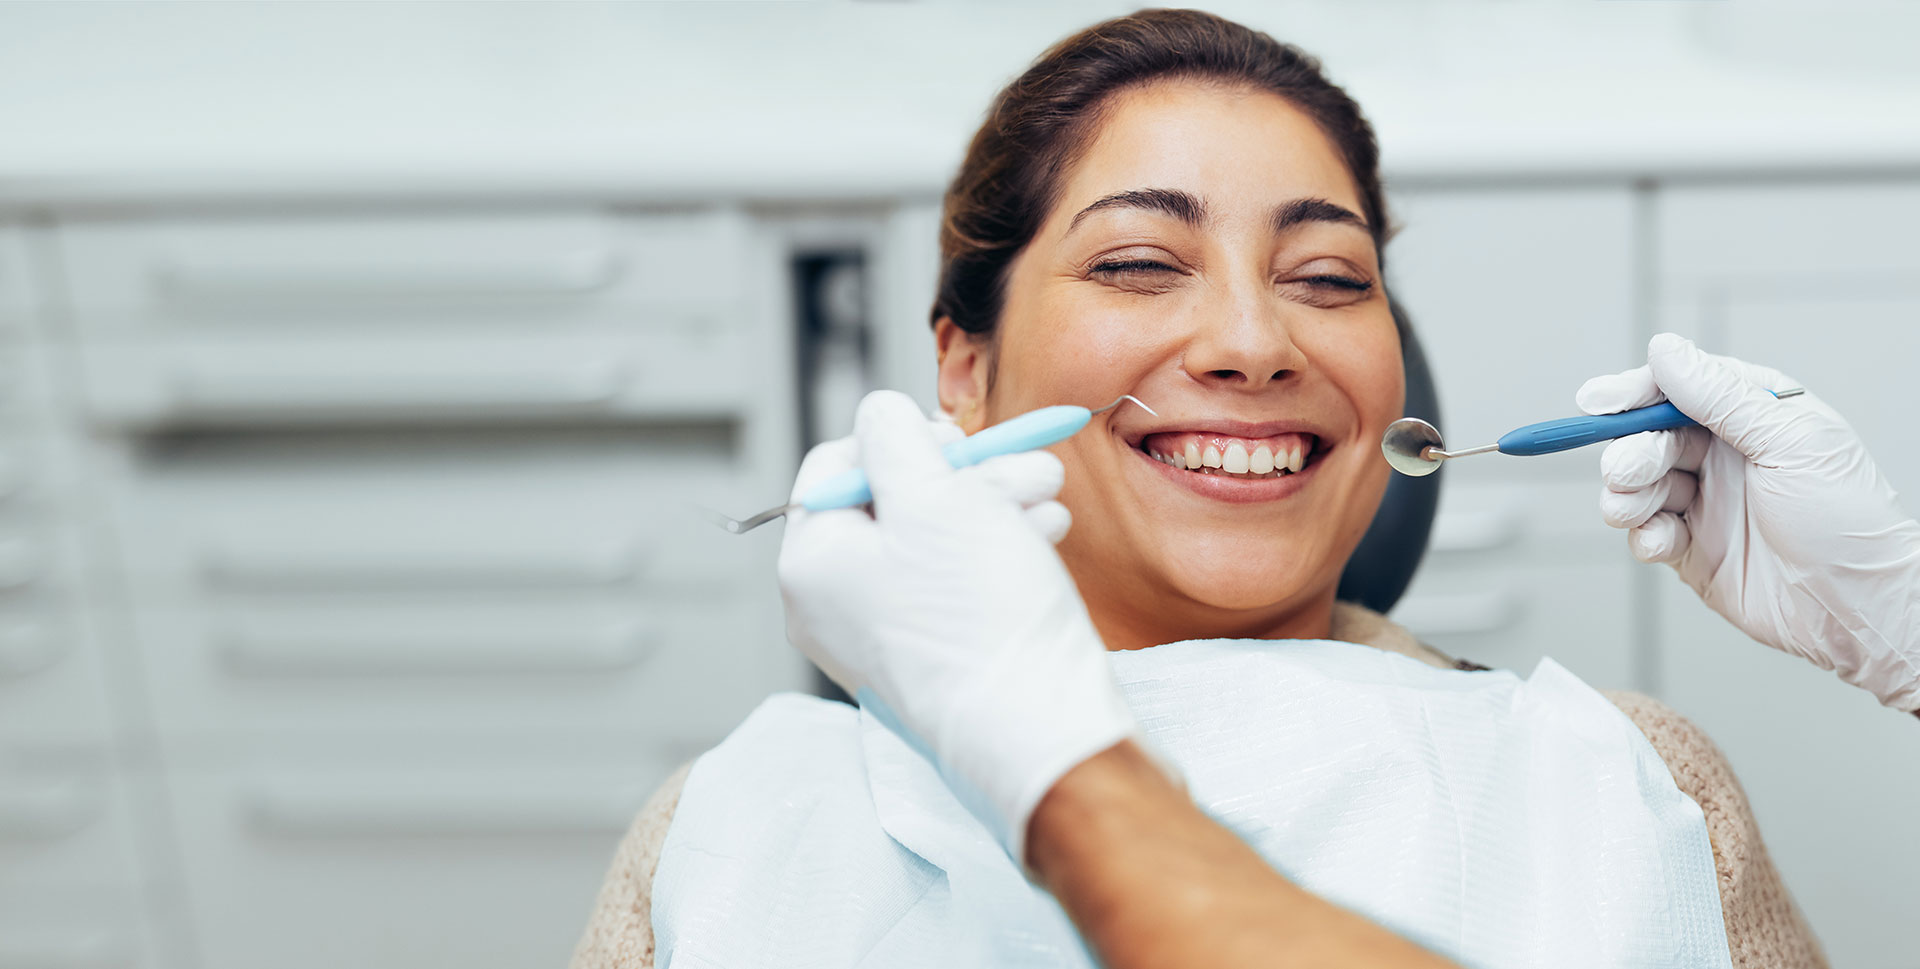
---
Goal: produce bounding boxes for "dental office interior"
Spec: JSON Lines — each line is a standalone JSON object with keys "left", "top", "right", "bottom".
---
{"left": 2, "top": 2, "right": 1918, "bottom": 967}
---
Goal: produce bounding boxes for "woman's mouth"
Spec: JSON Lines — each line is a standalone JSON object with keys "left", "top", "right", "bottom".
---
{"left": 1136, "top": 431, "right": 1318, "bottom": 479}
{"left": 1123, "top": 429, "right": 1328, "bottom": 504}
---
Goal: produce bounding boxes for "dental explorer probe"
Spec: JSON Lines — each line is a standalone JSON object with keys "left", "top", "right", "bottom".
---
{"left": 1381, "top": 388, "right": 1805, "bottom": 477}
{"left": 705, "top": 394, "right": 1157, "bottom": 534}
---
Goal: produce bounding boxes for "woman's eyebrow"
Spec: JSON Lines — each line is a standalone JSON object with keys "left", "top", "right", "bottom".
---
{"left": 1273, "top": 197, "right": 1368, "bottom": 234}
{"left": 1067, "top": 188, "right": 1206, "bottom": 234}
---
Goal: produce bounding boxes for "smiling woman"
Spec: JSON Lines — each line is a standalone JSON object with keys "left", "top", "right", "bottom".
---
{"left": 933, "top": 74, "right": 1401, "bottom": 649}
{"left": 573, "top": 10, "right": 1823, "bottom": 969}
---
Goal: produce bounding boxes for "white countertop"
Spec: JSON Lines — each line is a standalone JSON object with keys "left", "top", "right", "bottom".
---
{"left": 4, "top": 1, "right": 1919, "bottom": 207}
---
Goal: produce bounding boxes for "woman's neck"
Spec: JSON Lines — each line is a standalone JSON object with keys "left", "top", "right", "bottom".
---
{"left": 1083, "top": 585, "right": 1338, "bottom": 652}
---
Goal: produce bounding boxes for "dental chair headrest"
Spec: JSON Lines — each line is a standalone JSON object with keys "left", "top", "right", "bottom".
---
{"left": 1335, "top": 298, "right": 1440, "bottom": 614}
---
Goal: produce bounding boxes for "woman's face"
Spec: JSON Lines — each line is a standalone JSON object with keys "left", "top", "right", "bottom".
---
{"left": 937, "top": 80, "right": 1402, "bottom": 650}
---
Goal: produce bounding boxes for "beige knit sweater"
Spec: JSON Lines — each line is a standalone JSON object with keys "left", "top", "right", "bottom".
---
{"left": 572, "top": 604, "right": 1827, "bottom": 969}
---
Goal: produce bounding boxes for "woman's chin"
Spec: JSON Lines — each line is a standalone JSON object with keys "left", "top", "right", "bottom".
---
{"left": 1160, "top": 554, "right": 1329, "bottom": 616}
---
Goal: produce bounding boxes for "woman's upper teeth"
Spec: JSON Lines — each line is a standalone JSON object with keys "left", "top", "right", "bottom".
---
{"left": 1141, "top": 431, "right": 1312, "bottom": 476}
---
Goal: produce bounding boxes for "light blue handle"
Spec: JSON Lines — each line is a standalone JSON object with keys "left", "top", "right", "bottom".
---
{"left": 799, "top": 405, "right": 1093, "bottom": 511}
{"left": 1496, "top": 388, "right": 1791, "bottom": 456}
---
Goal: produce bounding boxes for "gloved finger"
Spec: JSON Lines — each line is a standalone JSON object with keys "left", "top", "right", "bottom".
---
{"left": 1599, "top": 430, "right": 1682, "bottom": 491}
{"left": 1669, "top": 425, "right": 1715, "bottom": 474}
{"left": 1023, "top": 500, "right": 1073, "bottom": 545}
{"left": 1646, "top": 333, "right": 1802, "bottom": 463}
{"left": 929, "top": 418, "right": 967, "bottom": 448}
{"left": 788, "top": 435, "right": 860, "bottom": 504}
{"left": 1576, "top": 363, "right": 1664, "bottom": 415}
{"left": 1598, "top": 470, "right": 1698, "bottom": 529}
{"left": 1628, "top": 510, "right": 1691, "bottom": 564}
{"left": 954, "top": 450, "right": 1065, "bottom": 508}
{"left": 854, "top": 389, "right": 954, "bottom": 510}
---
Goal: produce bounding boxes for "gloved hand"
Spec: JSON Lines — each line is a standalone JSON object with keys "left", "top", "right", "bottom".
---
{"left": 777, "top": 390, "right": 1142, "bottom": 861}
{"left": 1578, "top": 333, "right": 1920, "bottom": 711}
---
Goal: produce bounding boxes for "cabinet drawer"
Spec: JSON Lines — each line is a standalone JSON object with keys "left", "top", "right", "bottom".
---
{"left": 55, "top": 209, "right": 754, "bottom": 334}
{"left": 132, "top": 592, "right": 804, "bottom": 741}
{"left": 167, "top": 754, "right": 677, "bottom": 969}
{"left": 76, "top": 328, "right": 759, "bottom": 430}
{"left": 1393, "top": 560, "right": 1634, "bottom": 687}
{"left": 0, "top": 757, "right": 146, "bottom": 892}
{"left": 1392, "top": 478, "right": 1635, "bottom": 687}
{"left": 0, "top": 888, "right": 159, "bottom": 969}
{"left": 0, "top": 526, "right": 112, "bottom": 747}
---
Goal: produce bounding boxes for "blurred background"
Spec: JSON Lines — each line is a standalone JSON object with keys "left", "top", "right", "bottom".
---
{"left": 2, "top": 2, "right": 1918, "bottom": 967}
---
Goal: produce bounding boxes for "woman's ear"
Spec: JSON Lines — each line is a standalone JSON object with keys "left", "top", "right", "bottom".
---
{"left": 934, "top": 317, "right": 992, "bottom": 433}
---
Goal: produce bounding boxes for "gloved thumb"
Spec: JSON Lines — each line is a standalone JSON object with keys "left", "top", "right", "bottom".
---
{"left": 1646, "top": 333, "right": 1793, "bottom": 463}
{"left": 854, "top": 389, "right": 953, "bottom": 510}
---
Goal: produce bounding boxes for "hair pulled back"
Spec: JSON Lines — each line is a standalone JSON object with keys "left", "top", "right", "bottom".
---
{"left": 934, "top": 8, "right": 1388, "bottom": 337}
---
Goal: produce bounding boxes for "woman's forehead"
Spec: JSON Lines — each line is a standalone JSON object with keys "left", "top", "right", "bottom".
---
{"left": 1051, "top": 81, "right": 1365, "bottom": 234}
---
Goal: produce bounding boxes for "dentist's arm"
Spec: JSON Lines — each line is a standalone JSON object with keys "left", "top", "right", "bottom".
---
{"left": 1029, "top": 740, "right": 1459, "bottom": 969}
{"left": 1580, "top": 334, "right": 1920, "bottom": 712}
{"left": 778, "top": 390, "right": 1459, "bottom": 969}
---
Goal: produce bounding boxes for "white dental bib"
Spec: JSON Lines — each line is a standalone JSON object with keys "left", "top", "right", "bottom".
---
{"left": 651, "top": 640, "right": 1733, "bottom": 969}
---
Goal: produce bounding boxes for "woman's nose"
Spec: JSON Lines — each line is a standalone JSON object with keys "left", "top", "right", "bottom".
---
{"left": 1180, "top": 293, "right": 1308, "bottom": 390}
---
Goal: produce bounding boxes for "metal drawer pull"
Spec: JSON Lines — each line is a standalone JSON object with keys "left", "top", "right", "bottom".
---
{"left": 202, "top": 544, "right": 640, "bottom": 591}
{"left": 169, "top": 362, "right": 625, "bottom": 418}
{"left": 1391, "top": 590, "right": 1522, "bottom": 637}
{"left": 245, "top": 788, "right": 644, "bottom": 837}
{"left": 0, "top": 779, "right": 100, "bottom": 840}
{"left": 0, "top": 620, "right": 62, "bottom": 677}
{"left": 154, "top": 248, "right": 622, "bottom": 300}
{"left": 217, "top": 624, "right": 654, "bottom": 676}
{"left": 1426, "top": 510, "right": 1525, "bottom": 553}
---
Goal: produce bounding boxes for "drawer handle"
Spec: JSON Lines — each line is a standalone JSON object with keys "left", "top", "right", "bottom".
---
{"left": 168, "top": 362, "right": 625, "bottom": 419}
{"left": 217, "top": 624, "right": 655, "bottom": 676}
{"left": 0, "top": 779, "right": 100, "bottom": 840}
{"left": 244, "top": 788, "right": 643, "bottom": 837}
{"left": 202, "top": 545, "right": 640, "bottom": 591}
{"left": 1390, "top": 590, "right": 1522, "bottom": 637}
{"left": 1427, "top": 510, "right": 1525, "bottom": 553}
{"left": 153, "top": 248, "right": 622, "bottom": 300}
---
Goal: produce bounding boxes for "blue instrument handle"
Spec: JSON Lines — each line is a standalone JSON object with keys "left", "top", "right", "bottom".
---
{"left": 1496, "top": 389, "right": 1792, "bottom": 456}
{"left": 799, "top": 405, "right": 1092, "bottom": 511}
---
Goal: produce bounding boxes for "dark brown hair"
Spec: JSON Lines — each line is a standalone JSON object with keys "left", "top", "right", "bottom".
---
{"left": 933, "top": 8, "right": 1389, "bottom": 337}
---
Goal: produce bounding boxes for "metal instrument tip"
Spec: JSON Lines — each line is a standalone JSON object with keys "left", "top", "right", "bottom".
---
{"left": 1092, "top": 394, "right": 1156, "bottom": 417}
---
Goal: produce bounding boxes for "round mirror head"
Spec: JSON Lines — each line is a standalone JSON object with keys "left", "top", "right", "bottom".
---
{"left": 1381, "top": 417, "right": 1445, "bottom": 477}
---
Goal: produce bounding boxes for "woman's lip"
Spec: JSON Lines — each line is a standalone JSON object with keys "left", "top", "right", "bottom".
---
{"left": 1125, "top": 435, "right": 1325, "bottom": 503}
{"left": 1121, "top": 418, "right": 1324, "bottom": 449}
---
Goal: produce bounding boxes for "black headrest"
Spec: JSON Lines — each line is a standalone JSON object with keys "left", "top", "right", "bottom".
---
{"left": 1335, "top": 299, "right": 1441, "bottom": 613}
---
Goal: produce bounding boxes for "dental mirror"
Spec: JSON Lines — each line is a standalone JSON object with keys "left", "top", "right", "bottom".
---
{"left": 1380, "top": 417, "right": 1492, "bottom": 477}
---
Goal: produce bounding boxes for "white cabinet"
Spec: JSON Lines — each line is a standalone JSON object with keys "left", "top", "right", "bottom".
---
{"left": 1383, "top": 187, "right": 1639, "bottom": 483}
{"left": 19, "top": 204, "right": 810, "bottom": 969}
{"left": 1385, "top": 188, "right": 1640, "bottom": 684}
{"left": 1655, "top": 182, "right": 1920, "bottom": 969}
{"left": 163, "top": 747, "right": 674, "bottom": 969}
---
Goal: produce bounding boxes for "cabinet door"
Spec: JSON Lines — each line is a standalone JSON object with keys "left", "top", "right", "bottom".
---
{"left": 166, "top": 748, "right": 673, "bottom": 969}
{"left": 1656, "top": 181, "right": 1920, "bottom": 969}
{"left": 1386, "top": 187, "right": 1638, "bottom": 683}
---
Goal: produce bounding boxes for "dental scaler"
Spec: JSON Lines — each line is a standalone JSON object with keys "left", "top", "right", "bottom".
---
{"left": 706, "top": 394, "right": 1156, "bottom": 534}
{"left": 1381, "top": 388, "right": 1804, "bottom": 477}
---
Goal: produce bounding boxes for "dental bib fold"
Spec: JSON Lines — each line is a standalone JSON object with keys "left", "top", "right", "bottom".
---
{"left": 651, "top": 641, "right": 1733, "bottom": 969}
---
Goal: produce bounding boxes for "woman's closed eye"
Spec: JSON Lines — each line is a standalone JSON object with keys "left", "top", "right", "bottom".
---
{"left": 1087, "top": 257, "right": 1188, "bottom": 293}
{"left": 1282, "top": 272, "right": 1375, "bottom": 308}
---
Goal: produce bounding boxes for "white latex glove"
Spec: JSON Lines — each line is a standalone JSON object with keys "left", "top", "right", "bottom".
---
{"left": 1578, "top": 333, "right": 1920, "bottom": 711}
{"left": 777, "top": 390, "right": 1141, "bottom": 860}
